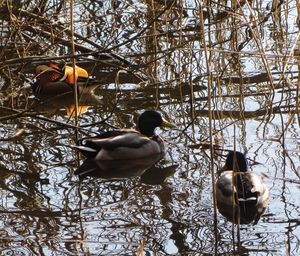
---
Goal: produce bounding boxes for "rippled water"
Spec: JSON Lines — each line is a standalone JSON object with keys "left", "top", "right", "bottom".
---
{"left": 0, "top": 0, "right": 300, "bottom": 255}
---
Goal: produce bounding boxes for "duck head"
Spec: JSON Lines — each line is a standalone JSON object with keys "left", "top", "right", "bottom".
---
{"left": 138, "top": 110, "right": 175, "bottom": 137}
{"left": 218, "top": 151, "right": 248, "bottom": 174}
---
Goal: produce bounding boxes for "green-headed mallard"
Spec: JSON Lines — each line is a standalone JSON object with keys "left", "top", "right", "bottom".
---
{"left": 75, "top": 110, "right": 174, "bottom": 161}
{"left": 216, "top": 151, "right": 269, "bottom": 224}
{"left": 32, "top": 62, "right": 97, "bottom": 98}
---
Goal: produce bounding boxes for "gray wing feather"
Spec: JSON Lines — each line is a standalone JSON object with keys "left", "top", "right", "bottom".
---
{"left": 88, "top": 133, "right": 150, "bottom": 150}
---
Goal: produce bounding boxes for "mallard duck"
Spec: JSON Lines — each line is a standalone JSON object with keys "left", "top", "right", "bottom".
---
{"left": 32, "top": 62, "right": 98, "bottom": 98}
{"left": 216, "top": 151, "right": 269, "bottom": 224}
{"left": 75, "top": 110, "right": 174, "bottom": 161}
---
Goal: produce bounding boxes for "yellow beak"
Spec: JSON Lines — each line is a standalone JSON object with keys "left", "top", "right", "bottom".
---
{"left": 161, "top": 118, "right": 176, "bottom": 129}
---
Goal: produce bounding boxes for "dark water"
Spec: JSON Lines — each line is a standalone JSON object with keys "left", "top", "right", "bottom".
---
{"left": 0, "top": 1, "right": 300, "bottom": 255}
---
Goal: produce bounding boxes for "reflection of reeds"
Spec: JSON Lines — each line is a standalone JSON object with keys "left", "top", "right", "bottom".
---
{"left": 198, "top": 2, "right": 219, "bottom": 253}
{"left": 70, "top": 0, "right": 78, "bottom": 128}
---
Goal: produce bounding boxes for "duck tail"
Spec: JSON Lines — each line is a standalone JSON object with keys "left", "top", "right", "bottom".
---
{"left": 72, "top": 144, "right": 98, "bottom": 159}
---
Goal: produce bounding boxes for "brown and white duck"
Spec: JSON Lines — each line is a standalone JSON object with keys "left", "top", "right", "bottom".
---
{"left": 32, "top": 62, "right": 97, "bottom": 98}
{"left": 216, "top": 151, "right": 269, "bottom": 224}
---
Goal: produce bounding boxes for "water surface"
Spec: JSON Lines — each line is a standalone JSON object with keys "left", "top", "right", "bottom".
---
{"left": 0, "top": 1, "right": 299, "bottom": 255}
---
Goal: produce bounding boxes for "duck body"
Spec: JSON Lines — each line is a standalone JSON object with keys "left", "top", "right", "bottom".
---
{"left": 77, "top": 129, "right": 165, "bottom": 161}
{"left": 75, "top": 111, "right": 174, "bottom": 162}
{"left": 216, "top": 151, "right": 269, "bottom": 224}
{"left": 32, "top": 63, "right": 97, "bottom": 98}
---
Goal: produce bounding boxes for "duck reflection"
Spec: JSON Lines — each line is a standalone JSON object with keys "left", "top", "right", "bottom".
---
{"left": 74, "top": 153, "right": 164, "bottom": 180}
{"left": 34, "top": 91, "right": 100, "bottom": 117}
{"left": 141, "top": 164, "right": 178, "bottom": 185}
{"left": 216, "top": 151, "right": 269, "bottom": 225}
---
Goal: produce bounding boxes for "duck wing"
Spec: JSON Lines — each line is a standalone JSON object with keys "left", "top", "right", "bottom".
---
{"left": 237, "top": 173, "right": 269, "bottom": 224}
{"left": 216, "top": 172, "right": 265, "bottom": 204}
{"left": 76, "top": 130, "right": 150, "bottom": 158}
{"left": 236, "top": 173, "right": 258, "bottom": 205}
{"left": 86, "top": 132, "right": 151, "bottom": 150}
{"left": 216, "top": 172, "right": 234, "bottom": 197}
{"left": 33, "top": 81, "right": 74, "bottom": 98}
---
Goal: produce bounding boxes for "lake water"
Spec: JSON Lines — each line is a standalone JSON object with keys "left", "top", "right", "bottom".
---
{"left": 0, "top": 1, "right": 299, "bottom": 255}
